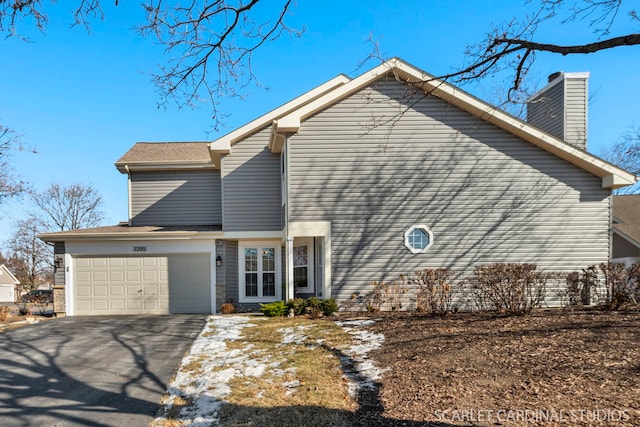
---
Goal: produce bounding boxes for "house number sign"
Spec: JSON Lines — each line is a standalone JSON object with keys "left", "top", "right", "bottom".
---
{"left": 133, "top": 246, "right": 147, "bottom": 252}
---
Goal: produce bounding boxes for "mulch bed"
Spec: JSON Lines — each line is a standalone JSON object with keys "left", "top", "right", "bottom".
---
{"left": 351, "top": 308, "right": 640, "bottom": 426}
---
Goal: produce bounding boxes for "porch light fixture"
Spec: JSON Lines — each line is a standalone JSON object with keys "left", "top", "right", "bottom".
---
{"left": 216, "top": 255, "right": 223, "bottom": 267}
{"left": 54, "top": 257, "right": 64, "bottom": 269}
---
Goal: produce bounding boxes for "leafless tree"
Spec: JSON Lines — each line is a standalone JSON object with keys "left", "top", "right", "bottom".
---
{"left": 602, "top": 126, "right": 640, "bottom": 194}
{"left": 0, "top": 124, "right": 26, "bottom": 201}
{"left": 31, "top": 183, "right": 104, "bottom": 232}
{"left": 6, "top": 216, "right": 53, "bottom": 292}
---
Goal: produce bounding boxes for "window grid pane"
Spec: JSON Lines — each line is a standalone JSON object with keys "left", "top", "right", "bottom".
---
{"left": 409, "top": 228, "right": 428, "bottom": 250}
{"left": 263, "top": 272, "right": 276, "bottom": 296}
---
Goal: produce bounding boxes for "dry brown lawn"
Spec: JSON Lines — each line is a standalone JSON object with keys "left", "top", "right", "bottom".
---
{"left": 360, "top": 308, "right": 640, "bottom": 426}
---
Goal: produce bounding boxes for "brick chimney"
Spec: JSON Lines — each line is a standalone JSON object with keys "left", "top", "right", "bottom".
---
{"left": 526, "top": 72, "right": 590, "bottom": 150}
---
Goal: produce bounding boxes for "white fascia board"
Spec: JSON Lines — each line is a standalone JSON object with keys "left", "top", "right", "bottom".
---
{"left": 115, "top": 162, "right": 214, "bottom": 173}
{"left": 211, "top": 74, "right": 350, "bottom": 153}
{"left": 209, "top": 139, "right": 231, "bottom": 169}
{"left": 603, "top": 173, "right": 638, "bottom": 189}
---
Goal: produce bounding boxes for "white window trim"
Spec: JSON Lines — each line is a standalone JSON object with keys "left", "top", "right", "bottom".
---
{"left": 293, "top": 237, "right": 314, "bottom": 293}
{"left": 404, "top": 224, "right": 434, "bottom": 254}
{"left": 238, "top": 241, "right": 282, "bottom": 303}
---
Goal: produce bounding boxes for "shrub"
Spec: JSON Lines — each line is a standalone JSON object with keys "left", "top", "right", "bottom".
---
{"left": 471, "top": 263, "right": 547, "bottom": 315}
{"left": 320, "top": 298, "right": 339, "bottom": 316}
{"left": 561, "top": 263, "right": 640, "bottom": 310}
{"left": 220, "top": 302, "right": 235, "bottom": 314}
{"left": 285, "top": 298, "right": 338, "bottom": 317}
{"left": 260, "top": 301, "right": 287, "bottom": 317}
{"left": 0, "top": 306, "right": 9, "bottom": 322}
{"left": 599, "top": 262, "right": 640, "bottom": 309}
{"left": 561, "top": 269, "right": 593, "bottom": 307}
{"left": 286, "top": 298, "right": 307, "bottom": 316}
{"left": 365, "top": 280, "right": 406, "bottom": 312}
{"left": 17, "top": 303, "right": 32, "bottom": 316}
{"left": 407, "top": 268, "right": 455, "bottom": 316}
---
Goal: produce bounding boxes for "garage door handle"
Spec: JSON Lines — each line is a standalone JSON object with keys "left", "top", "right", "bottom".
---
{"left": 138, "top": 289, "right": 143, "bottom": 294}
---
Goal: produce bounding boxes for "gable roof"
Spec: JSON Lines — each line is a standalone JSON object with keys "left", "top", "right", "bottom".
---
{"left": 0, "top": 264, "right": 20, "bottom": 285}
{"left": 613, "top": 194, "right": 640, "bottom": 248}
{"left": 115, "top": 142, "right": 212, "bottom": 173}
{"left": 207, "top": 74, "right": 351, "bottom": 168}
{"left": 229, "top": 57, "right": 632, "bottom": 190}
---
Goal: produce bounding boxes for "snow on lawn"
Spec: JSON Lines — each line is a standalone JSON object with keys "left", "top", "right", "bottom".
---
{"left": 153, "top": 315, "right": 385, "bottom": 427}
{"left": 335, "top": 319, "right": 387, "bottom": 396}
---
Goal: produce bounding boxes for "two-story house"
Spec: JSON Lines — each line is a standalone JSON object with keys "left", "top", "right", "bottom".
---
{"left": 40, "top": 58, "right": 636, "bottom": 316}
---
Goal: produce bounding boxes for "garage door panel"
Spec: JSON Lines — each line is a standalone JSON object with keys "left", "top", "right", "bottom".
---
{"left": 93, "top": 300, "right": 108, "bottom": 311}
{"left": 108, "top": 258, "right": 124, "bottom": 267}
{"left": 77, "top": 285, "right": 92, "bottom": 297}
{"left": 110, "top": 299, "right": 125, "bottom": 310}
{"left": 94, "top": 286, "right": 108, "bottom": 297}
{"left": 126, "top": 285, "right": 141, "bottom": 296}
{"left": 76, "top": 271, "right": 91, "bottom": 282}
{"left": 109, "top": 271, "right": 124, "bottom": 282}
{"left": 92, "top": 258, "right": 108, "bottom": 268}
{"left": 143, "top": 271, "right": 157, "bottom": 282}
{"left": 126, "top": 271, "right": 141, "bottom": 281}
{"left": 93, "top": 271, "right": 108, "bottom": 282}
{"left": 110, "top": 285, "right": 124, "bottom": 296}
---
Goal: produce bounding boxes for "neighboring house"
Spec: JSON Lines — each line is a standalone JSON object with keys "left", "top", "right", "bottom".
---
{"left": 39, "top": 58, "right": 636, "bottom": 316}
{"left": 612, "top": 194, "right": 640, "bottom": 265}
{"left": 0, "top": 264, "right": 20, "bottom": 303}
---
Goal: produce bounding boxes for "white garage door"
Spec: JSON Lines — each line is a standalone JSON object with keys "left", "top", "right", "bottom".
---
{"left": 0, "top": 285, "right": 14, "bottom": 303}
{"left": 74, "top": 254, "right": 211, "bottom": 315}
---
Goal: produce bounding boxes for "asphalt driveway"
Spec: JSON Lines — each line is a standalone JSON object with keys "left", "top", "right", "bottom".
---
{"left": 0, "top": 315, "right": 206, "bottom": 427}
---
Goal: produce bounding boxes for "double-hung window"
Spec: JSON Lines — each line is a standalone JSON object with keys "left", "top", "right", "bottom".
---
{"left": 239, "top": 242, "right": 281, "bottom": 302}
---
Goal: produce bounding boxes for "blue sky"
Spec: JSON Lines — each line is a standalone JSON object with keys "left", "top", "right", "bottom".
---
{"left": 1, "top": 0, "right": 639, "bottom": 244}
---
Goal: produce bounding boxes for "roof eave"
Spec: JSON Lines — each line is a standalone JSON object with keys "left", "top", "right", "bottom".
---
{"left": 115, "top": 161, "right": 215, "bottom": 173}
{"left": 38, "top": 230, "right": 225, "bottom": 243}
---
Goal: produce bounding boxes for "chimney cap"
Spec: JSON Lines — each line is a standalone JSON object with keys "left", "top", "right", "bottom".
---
{"left": 548, "top": 71, "right": 562, "bottom": 83}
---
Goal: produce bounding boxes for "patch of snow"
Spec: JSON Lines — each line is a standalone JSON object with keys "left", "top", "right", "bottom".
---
{"left": 153, "top": 315, "right": 263, "bottom": 427}
{"left": 279, "top": 325, "right": 310, "bottom": 345}
{"left": 335, "top": 319, "right": 386, "bottom": 397}
{"left": 154, "top": 315, "right": 386, "bottom": 427}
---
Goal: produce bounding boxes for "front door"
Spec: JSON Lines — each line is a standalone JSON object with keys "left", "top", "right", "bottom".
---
{"left": 293, "top": 238, "right": 314, "bottom": 295}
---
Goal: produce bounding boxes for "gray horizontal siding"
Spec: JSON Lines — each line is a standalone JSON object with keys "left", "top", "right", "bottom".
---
{"left": 222, "top": 127, "right": 282, "bottom": 231}
{"left": 527, "top": 79, "right": 564, "bottom": 141}
{"left": 224, "top": 240, "right": 239, "bottom": 305}
{"left": 288, "top": 77, "right": 610, "bottom": 306}
{"left": 130, "top": 170, "right": 221, "bottom": 226}
{"left": 613, "top": 234, "right": 640, "bottom": 259}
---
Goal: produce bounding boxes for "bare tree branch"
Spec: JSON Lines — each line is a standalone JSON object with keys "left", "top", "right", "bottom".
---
{"left": 454, "top": 0, "right": 637, "bottom": 98}
{"left": 0, "top": 124, "right": 27, "bottom": 200}
{"left": 137, "top": 0, "right": 302, "bottom": 129}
